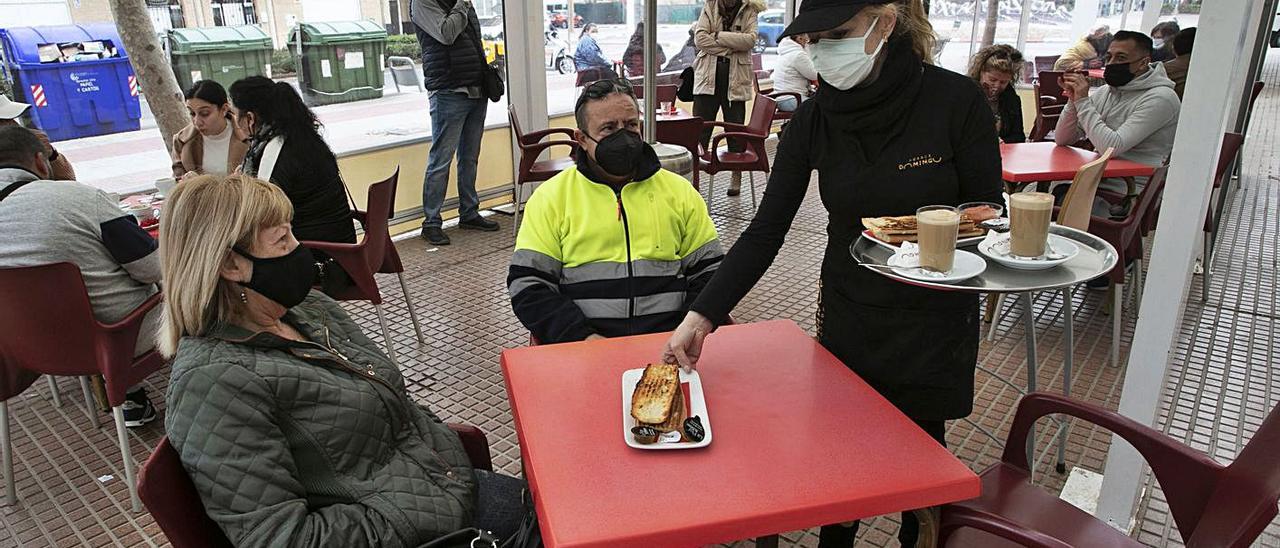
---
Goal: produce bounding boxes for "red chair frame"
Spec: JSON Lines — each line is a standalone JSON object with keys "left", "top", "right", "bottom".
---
{"left": 698, "top": 94, "right": 777, "bottom": 209}
{"left": 509, "top": 106, "right": 578, "bottom": 237}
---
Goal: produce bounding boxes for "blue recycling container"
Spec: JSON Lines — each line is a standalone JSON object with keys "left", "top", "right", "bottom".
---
{"left": 0, "top": 24, "right": 142, "bottom": 142}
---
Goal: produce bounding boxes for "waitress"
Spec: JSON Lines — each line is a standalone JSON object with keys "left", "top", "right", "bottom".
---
{"left": 661, "top": 0, "right": 1002, "bottom": 546}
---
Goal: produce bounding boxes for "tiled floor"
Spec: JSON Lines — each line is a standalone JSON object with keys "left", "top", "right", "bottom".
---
{"left": 1, "top": 62, "right": 1278, "bottom": 548}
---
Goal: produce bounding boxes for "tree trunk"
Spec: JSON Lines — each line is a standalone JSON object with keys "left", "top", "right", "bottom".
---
{"left": 107, "top": 0, "right": 186, "bottom": 154}
{"left": 981, "top": 0, "right": 1001, "bottom": 47}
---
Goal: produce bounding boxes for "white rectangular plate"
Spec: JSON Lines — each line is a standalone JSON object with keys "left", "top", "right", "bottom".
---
{"left": 621, "top": 368, "right": 712, "bottom": 450}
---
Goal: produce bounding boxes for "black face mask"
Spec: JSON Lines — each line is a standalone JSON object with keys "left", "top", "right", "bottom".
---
{"left": 1103, "top": 61, "right": 1138, "bottom": 87}
{"left": 233, "top": 245, "right": 317, "bottom": 308}
{"left": 588, "top": 129, "right": 646, "bottom": 179}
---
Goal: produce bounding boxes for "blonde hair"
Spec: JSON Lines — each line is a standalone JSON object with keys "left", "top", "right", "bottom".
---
{"left": 158, "top": 174, "right": 293, "bottom": 357}
{"left": 968, "top": 44, "right": 1025, "bottom": 82}
{"left": 869, "top": 0, "right": 937, "bottom": 65}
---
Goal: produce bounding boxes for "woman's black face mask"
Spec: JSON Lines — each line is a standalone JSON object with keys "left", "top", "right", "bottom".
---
{"left": 233, "top": 245, "right": 317, "bottom": 308}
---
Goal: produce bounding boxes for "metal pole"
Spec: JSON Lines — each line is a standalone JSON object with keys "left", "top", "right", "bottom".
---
{"left": 1016, "top": 0, "right": 1032, "bottom": 53}
{"left": 1094, "top": 0, "right": 1263, "bottom": 530}
{"left": 968, "top": 0, "right": 980, "bottom": 60}
{"left": 643, "top": 0, "right": 657, "bottom": 144}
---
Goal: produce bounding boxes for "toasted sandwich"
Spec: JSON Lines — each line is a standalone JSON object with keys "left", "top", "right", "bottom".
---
{"left": 630, "top": 364, "right": 680, "bottom": 425}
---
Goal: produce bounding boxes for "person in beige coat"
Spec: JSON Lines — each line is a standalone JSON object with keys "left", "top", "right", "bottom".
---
{"left": 170, "top": 80, "right": 249, "bottom": 180}
{"left": 693, "top": 0, "right": 765, "bottom": 196}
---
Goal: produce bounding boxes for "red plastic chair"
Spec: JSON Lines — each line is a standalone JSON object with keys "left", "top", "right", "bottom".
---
{"left": 301, "top": 169, "right": 419, "bottom": 366}
{"left": 140, "top": 424, "right": 494, "bottom": 548}
{"left": 698, "top": 94, "right": 777, "bottom": 209}
{"left": 939, "top": 392, "right": 1280, "bottom": 547}
{"left": 655, "top": 115, "right": 705, "bottom": 189}
{"left": 0, "top": 262, "right": 166, "bottom": 512}
{"left": 509, "top": 106, "right": 577, "bottom": 237}
{"left": 1198, "top": 132, "right": 1246, "bottom": 302}
{"left": 1086, "top": 165, "right": 1168, "bottom": 367}
{"left": 634, "top": 84, "right": 678, "bottom": 105}
{"left": 1028, "top": 76, "right": 1068, "bottom": 142}
{"left": 753, "top": 70, "right": 802, "bottom": 127}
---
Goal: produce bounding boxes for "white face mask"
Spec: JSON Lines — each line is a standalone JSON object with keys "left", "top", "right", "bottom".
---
{"left": 1152, "top": 38, "right": 1165, "bottom": 49}
{"left": 807, "top": 17, "right": 884, "bottom": 91}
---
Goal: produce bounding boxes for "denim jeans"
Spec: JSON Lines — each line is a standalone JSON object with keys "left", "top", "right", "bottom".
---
{"left": 473, "top": 469, "right": 527, "bottom": 541}
{"left": 423, "top": 91, "right": 488, "bottom": 228}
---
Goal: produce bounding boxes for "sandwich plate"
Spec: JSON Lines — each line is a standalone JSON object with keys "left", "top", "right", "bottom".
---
{"left": 621, "top": 368, "right": 712, "bottom": 450}
{"left": 861, "top": 229, "right": 987, "bottom": 249}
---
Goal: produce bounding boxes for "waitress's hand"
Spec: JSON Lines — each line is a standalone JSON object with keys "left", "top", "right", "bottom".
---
{"left": 662, "top": 311, "right": 714, "bottom": 371}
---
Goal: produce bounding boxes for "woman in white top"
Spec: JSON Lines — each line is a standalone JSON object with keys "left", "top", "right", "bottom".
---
{"left": 771, "top": 35, "right": 818, "bottom": 112}
{"left": 170, "top": 80, "right": 249, "bottom": 180}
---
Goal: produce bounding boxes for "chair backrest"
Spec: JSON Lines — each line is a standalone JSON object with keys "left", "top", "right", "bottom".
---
{"left": 753, "top": 70, "right": 774, "bottom": 95}
{"left": 1036, "top": 71, "right": 1068, "bottom": 100}
{"left": 1034, "top": 55, "right": 1060, "bottom": 73}
{"left": 746, "top": 94, "right": 777, "bottom": 137}
{"left": 1057, "top": 147, "right": 1113, "bottom": 231}
{"left": 654, "top": 116, "right": 703, "bottom": 157}
{"left": 359, "top": 171, "right": 398, "bottom": 274}
{"left": 1248, "top": 81, "right": 1265, "bottom": 112}
{"left": 508, "top": 105, "right": 529, "bottom": 149}
{"left": 1122, "top": 166, "right": 1169, "bottom": 243}
{"left": 1213, "top": 132, "right": 1245, "bottom": 189}
{"left": 0, "top": 263, "right": 102, "bottom": 385}
{"left": 138, "top": 437, "right": 234, "bottom": 548}
{"left": 1185, "top": 402, "right": 1280, "bottom": 547}
{"left": 634, "top": 84, "right": 678, "bottom": 105}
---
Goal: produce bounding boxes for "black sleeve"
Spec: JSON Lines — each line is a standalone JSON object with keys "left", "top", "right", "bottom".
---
{"left": 1002, "top": 89, "right": 1027, "bottom": 144}
{"left": 688, "top": 107, "right": 814, "bottom": 326}
{"left": 955, "top": 85, "right": 1007, "bottom": 204}
{"left": 507, "top": 263, "right": 596, "bottom": 344}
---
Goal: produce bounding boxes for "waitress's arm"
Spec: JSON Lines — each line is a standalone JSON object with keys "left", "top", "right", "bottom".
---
{"left": 688, "top": 119, "right": 812, "bottom": 326}
{"left": 954, "top": 86, "right": 1006, "bottom": 204}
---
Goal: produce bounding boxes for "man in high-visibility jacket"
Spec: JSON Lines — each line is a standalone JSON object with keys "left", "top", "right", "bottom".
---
{"left": 508, "top": 79, "right": 724, "bottom": 344}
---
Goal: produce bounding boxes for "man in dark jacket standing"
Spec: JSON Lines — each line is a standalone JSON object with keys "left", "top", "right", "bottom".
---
{"left": 412, "top": 0, "right": 500, "bottom": 246}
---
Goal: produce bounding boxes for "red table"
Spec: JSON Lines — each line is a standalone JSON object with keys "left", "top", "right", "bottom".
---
{"left": 501, "top": 320, "right": 980, "bottom": 548}
{"left": 1000, "top": 142, "right": 1155, "bottom": 183}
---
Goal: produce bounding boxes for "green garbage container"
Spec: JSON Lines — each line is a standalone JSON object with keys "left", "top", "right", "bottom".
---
{"left": 289, "top": 20, "right": 387, "bottom": 107}
{"left": 168, "top": 25, "right": 272, "bottom": 92}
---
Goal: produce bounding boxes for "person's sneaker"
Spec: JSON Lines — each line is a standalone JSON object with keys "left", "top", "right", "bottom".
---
{"left": 422, "top": 226, "right": 451, "bottom": 245}
{"left": 121, "top": 390, "right": 156, "bottom": 428}
{"left": 1086, "top": 276, "right": 1111, "bottom": 291}
{"left": 459, "top": 216, "right": 500, "bottom": 231}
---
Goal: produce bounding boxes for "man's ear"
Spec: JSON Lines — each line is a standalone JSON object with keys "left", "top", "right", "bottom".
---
{"left": 31, "top": 153, "right": 52, "bottom": 179}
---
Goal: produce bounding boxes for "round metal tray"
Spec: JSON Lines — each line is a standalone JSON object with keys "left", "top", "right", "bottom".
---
{"left": 849, "top": 224, "right": 1118, "bottom": 294}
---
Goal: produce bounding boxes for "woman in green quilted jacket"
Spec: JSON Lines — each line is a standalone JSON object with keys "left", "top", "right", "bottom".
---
{"left": 158, "top": 174, "right": 526, "bottom": 547}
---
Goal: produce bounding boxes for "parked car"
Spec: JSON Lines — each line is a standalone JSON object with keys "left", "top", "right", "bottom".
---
{"left": 755, "top": 9, "right": 785, "bottom": 53}
{"left": 547, "top": 11, "right": 584, "bottom": 30}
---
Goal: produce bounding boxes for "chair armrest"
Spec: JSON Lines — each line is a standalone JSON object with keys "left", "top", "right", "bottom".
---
{"left": 521, "top": 127, "right": 578, "bottom": 146}
{"left": 1002, "top": 394, "right": 1222, "bottom": 509}
{"left": 299, "top": 239, "right": 372, "bottom": 289}
{"left": 446, "top": 423, "right": 493, "bottom": 472}
{"left": 521, "top": 140, "right": 577, "bottom": 158}
{"left": 710, "top": 131, "right": 766, "bottom": 154}
{"left": 101, "top": 291, "right": 164, "bottom": 333}
{"left": 702, "top": 120, "right": 751, "bottom": 134}
{"left": 939, "top": 506, "right": 1074, "bottom": 548}
{"left": 768, "top": 91, "right": 804, "bottom": 103}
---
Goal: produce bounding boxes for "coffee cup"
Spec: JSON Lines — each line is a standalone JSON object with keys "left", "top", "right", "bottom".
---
{"left": 917, "top": 205, "right": 960, "bottom": 273}
{"left": 1009, "top": 192, "right": 1054, "bottom": 257}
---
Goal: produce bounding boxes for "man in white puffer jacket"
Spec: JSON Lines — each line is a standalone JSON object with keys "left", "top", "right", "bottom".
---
{"left": 1055, "top": 30, "right": 1180, "bottom": 217}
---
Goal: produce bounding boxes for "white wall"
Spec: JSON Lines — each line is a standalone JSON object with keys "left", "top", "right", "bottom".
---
{"left": 0, "top": 0, "right": 72, "bottom": 27}
{"left": 300, "top": 0, "right": 361, "bottom": 23}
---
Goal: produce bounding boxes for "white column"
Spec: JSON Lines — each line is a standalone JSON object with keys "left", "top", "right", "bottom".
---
{"left": 1015, "top": 0, "right": 1032, "bottom": 53}
{"left": 1071, "top": 0, "right": 1101, "bottom": 40}
{"left": 785, "top": 0, "right": 796, "bottom": 25}
{"left": 503, "top": 0, "right": 549, "bottom": 161}
{"left": 1118, "top": 0, "right": 1134, "bottom": 30}
{"left": 1093, "top": 0, "right": 1266, "bottom": 530}
{"left": 1139, "top": 0, "right": 1162, "bottom": 36}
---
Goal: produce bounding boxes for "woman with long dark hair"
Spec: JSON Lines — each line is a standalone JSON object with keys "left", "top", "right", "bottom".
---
{"left": 171, "top": 80, "right": 249, "bottom": 179}
{"left": 228, "top": 76, "right": 355, "bottom": 246}
{"left": 623, "top": 22, "right": 666, "bottom": 77}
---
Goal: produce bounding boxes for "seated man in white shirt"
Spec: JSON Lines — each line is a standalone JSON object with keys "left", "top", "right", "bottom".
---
{"left": 771, "top": 35, "right": 817, "bottom": 112}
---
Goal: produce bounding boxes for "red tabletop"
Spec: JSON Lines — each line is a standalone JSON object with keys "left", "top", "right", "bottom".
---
{"left": 501, "top": 320, "right": 980, "bottom": 548}
{"left": 1000, "top": 142, "right": 1156, "bottom": 183}
{"left": 655, "top": 108, "right": 696, "bottom": 122}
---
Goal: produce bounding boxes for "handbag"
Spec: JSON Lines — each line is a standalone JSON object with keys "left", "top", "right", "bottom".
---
{"left": 677, "top": 66, "right": 695, "bottom": 102}
{"left": 417, "top": 488, "right": 542, "bottom": 548}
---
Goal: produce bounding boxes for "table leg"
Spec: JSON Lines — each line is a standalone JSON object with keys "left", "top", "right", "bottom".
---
{"left": 1057, "top": 287, "right": 1074, "bottom": 474}
{"left": 1020, "top": 292, "right": 1038, "bottom": 474}
{"left": 913, "top": 507, "right": 941, "bottom": 548}
{"left": 755, "top": 534, "right": 779, "bottom": 548}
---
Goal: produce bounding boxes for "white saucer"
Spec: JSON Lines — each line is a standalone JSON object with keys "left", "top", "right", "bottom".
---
{"left": 886, "top": 249, "right": 987, "bottom": 283}
{"left": 978, "top": 233, "right": 1080, "bottom": 271}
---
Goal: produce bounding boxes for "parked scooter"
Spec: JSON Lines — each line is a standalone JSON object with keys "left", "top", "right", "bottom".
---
{"left": 545, "top": 30, "right": 574, "bottom": 74}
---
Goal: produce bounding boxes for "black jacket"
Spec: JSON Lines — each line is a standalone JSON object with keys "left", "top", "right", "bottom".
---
{"left": 244, "top": 133, "right": 356, "bottom": 245}
{"left": 414, "top": 0, "right": 486, "bottom": 91}
{"left": 997, "top": 85, "right": 1026, "bottom": 144}
{"left": 691, "top": 45, "right": 1004, "bottom": 421}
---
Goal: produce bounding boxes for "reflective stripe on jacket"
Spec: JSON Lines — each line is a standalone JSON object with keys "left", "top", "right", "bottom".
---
{"left": 508, "top": 166, "right": 723, "bottom": 343}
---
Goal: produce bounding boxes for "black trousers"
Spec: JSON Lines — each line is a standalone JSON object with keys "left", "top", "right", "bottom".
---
{"left": 816, "top": 420, "right": 947, "bottom": 548}
{"left": 693, "top": 57, "right": 746, "bottom": 153}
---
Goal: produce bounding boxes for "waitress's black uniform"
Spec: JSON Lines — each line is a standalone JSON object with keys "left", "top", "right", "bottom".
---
{"left": 692, "top": 35, "right": 1001, "bottom": 419}
{"left": 690, "top": 36, "right": 1002, "bottom": 541}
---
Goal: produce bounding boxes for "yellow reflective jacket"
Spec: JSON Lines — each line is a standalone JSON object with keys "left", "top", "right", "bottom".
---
{"left": 508, "top": 162, "right": 723, "bottom": 343}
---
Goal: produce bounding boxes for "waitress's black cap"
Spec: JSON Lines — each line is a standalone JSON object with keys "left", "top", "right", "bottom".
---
{"left": 780, "top": 0, "right": 895, "bottom": 39}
